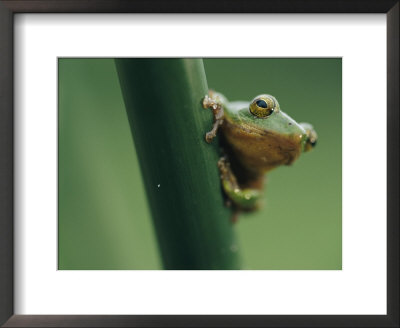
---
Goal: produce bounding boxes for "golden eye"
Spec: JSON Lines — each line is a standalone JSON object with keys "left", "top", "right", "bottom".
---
{"left": 249, "top": 96, "right": 275, "bottom": 118}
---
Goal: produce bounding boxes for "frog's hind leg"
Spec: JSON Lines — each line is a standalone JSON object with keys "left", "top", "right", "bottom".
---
{"left": 217, "top": 156, "right": 263, "bottom": 213}
{"left": 203, "top": 91, "right": 225, "bottom": 143}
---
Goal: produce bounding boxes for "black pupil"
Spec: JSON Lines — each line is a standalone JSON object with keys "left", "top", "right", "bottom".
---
{"left": 256, "top": 99, "right": 268, "bottom": 108}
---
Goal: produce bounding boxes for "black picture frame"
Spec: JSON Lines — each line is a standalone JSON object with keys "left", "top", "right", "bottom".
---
{"left": 0, "top": 1, "right": 398, "bottom": 327}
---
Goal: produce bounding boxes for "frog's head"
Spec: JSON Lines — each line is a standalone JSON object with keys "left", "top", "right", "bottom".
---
{"left": 248, "top": 94, "right": 317, "bottom": 151}
{"left": 224, "top": 94, "right": 317, "bottom": 173}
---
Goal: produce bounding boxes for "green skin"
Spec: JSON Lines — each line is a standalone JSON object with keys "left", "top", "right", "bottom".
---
{"left": 203, "top": 91, "right": 317, "bottom": 217}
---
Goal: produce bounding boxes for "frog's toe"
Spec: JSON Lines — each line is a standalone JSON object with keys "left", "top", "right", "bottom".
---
{"left": 230, "top": 210, "right": 240, "bottom": 223}
{"left": 225, "top": 199, "right": 232, "bottom": 208}
{"left": 202, "top": 95, "right": 212, "bottom": 109}
{"left": 205, "top": 131, "right": 216, "bottom": 143}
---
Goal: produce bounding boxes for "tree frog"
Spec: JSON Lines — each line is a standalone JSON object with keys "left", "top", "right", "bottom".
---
{"left": 203, "top": 90, "right": 317, "bottom": 221}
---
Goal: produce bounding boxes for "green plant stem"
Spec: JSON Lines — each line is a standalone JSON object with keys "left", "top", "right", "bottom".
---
{"left": 115, "top": 59, "right": 241, "bottom": 269}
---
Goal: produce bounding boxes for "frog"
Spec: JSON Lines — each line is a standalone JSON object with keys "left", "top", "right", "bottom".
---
{"left": 203, "top": 90, "right": 317, "bottom": 222}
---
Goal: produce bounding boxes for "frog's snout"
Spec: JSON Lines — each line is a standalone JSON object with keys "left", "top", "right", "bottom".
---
{"left": 300, "top": 123, "right": 317, "bottom": 152}
{"left": 306, "top": 134, "right": 317, "bottom": 151}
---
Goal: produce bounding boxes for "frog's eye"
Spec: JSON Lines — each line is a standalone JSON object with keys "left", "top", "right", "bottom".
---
{"left": 249, "top": 96, "right": 275, "bottom": 118}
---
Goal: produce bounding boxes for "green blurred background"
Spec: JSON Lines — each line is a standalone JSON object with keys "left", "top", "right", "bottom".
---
{"left": 58, "top": 58, "right": 341, "bottom": 270}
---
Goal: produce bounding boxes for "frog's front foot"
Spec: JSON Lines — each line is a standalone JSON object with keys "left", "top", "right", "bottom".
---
{"left": 217, "top": 156, "right": 262, "bottom": 213}
{"left": 203, "top": 92, "right": 224, "bottom": 143}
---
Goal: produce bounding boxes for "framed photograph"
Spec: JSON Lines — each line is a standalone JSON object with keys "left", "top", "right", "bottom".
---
{"left": 0, "top": 1, "right": 398, "bottom": 327}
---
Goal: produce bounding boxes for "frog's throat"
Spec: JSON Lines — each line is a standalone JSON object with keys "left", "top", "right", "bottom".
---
{"left": 221, "top": 119, "right": 303, "bottom": 173}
